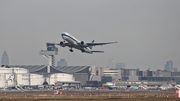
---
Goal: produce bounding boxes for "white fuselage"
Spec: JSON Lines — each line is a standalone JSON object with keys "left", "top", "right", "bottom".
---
{"left": 61, "top": 32, "right": 92, "bottom": 53}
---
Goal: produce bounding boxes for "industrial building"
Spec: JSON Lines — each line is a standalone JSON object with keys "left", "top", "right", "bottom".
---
{"left": 0, "top": 65, "right": 91, "bottom": 88}
{"left": 104, "top": 81, "right": 176, "bottom": 90}
{"left": 0, "top": 68, "right": 29, "bottom": 88}
{"left": 1, "top": 42, "right": 180, "bottom": 90}
{"left": 91, "top": 67, "right": 140, "bottom": 82}
{"left": 0, "top": 43, "right": 92, "bottom": 89}
{"left": 91, "top": 66, "right": 122, "bottom": 83}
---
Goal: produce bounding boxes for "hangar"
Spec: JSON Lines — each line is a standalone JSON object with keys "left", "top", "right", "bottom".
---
{"left": 3, "top": 65, "right": 91, "bottom": 85}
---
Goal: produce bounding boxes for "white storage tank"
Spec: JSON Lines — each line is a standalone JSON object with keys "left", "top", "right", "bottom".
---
{"left": 0, "top": 68, "right": 14, "bottom": 87}
{"left": 30, "top": 74, "right": 44, "bottom": 85}
{"left": 13, "top": 68, "right": 28, "bottom": 73}
{"left": 50, "top": 73, "right": 75, "bottom": 85}
{"left": 5, "top": 73, "right": 15, "bottom": 87}
{"left": 0, "top": 68, "right": 13, "bottom": 73}
{"left": 0, "top": 74, "right": 6, "bottom": 88}
{"left": 14, "top": 68, "right": 30, "bottom": 86}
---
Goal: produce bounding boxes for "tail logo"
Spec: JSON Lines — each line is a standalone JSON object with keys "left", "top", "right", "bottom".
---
{"left": 88, "top": 40, "right": 94, "bottom": 50}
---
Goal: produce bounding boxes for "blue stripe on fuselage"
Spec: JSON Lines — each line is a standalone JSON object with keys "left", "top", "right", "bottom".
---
{"left": 86, "top": 47, "right": 91, "bottom": 50}
{"left": 62, "top": 34, "right": 79, "bottom": 43}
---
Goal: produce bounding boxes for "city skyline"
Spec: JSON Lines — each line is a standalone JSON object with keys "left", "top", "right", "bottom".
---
{"left": 57, "top": 59, "right": 67, "bottom": 67}
{"left": 0, "top": 1, "right": 180, "bottom": 70}
{"left": 1, "top": 50, "right": 178, "bottom": 71}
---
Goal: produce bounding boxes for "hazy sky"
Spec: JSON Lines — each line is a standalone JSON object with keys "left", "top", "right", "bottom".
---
{"left": 0, "top": 0, "right": 180, "bottom": 70}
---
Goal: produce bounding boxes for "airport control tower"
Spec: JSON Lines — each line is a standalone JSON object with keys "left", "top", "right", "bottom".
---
{"left": 39, "top": 43, "right": 58, "bottom": 73}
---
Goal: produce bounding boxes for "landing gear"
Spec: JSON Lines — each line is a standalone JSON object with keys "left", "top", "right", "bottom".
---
{"left": 69, "top": 49, "right": 73, "bottom": 52}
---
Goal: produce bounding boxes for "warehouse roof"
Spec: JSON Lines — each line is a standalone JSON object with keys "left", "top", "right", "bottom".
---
{"left": 3, "top": 65, "right": 90, "bottom": 73}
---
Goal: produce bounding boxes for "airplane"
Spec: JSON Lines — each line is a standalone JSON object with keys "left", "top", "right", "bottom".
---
{"left": 57, "top": 32, "right": 117, "bottom": 54}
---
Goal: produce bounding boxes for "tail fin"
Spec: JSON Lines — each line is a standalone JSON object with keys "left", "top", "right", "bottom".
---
{"left": 88, "top": 40, "right": 94, "bottom": 50}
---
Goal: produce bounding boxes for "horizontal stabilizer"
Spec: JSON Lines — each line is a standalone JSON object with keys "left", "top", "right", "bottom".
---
{"left": 91, "top": 50, "right": 104, "bottom": 53}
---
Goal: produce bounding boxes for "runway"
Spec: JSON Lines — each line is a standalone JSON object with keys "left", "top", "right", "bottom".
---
{"left": 0, "top": 90, "right": 177, "bottom": 101}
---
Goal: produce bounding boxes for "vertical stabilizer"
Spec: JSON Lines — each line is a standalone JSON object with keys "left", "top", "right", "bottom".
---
{"left": 88, "top": 40, "right": 94, "bottom": 50}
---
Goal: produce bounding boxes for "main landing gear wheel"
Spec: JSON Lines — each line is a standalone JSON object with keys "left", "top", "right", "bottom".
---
{"left": 69, "top": 49, "right": 73, "bottom": 52}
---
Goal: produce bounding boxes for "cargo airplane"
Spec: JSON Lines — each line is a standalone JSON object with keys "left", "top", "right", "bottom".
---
{"left": 57, "top": 32, "right": 117, "bottom": 54}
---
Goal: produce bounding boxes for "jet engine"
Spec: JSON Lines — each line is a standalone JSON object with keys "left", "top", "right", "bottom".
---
{"left": 60, "top": 41, "right": 66, "bottom": 47}
{"left": 80, "top": 41, "right": 87, "bottom": 47}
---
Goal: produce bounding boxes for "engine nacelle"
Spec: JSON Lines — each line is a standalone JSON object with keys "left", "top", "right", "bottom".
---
{"left": 60, "top": 41, "right": 66, "bottom": 47}
{"left": 80, "top": 41, "right": 87, "bottom": 47}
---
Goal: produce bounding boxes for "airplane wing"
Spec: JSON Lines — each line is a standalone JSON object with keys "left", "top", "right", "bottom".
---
{"left": 86, "top": 42, "right": 117, "bottom": 46}
{"left": 91, "top": 50, "right": 104, "bottom": 53}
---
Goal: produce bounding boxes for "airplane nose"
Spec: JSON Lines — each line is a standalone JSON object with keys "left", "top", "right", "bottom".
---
{"left": 61, "top": 32, "right": 66, "bottom": 36}
{"left": 61, "top": 33, "right": 65, "bottom": 37}
{"left": 61, "top": 33, "right": 66, "bottom": 39}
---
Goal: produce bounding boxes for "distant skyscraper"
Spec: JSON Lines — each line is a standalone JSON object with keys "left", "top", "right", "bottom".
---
{"left": 1, "top": 51, "right": 9, "bottom": 65}
{"left": 164, "top": 60, "right": 173, "bottom": 72}
{"left": 173, "top": 68, "right": 178, "bottom": 72}
{"left": 57, "top": 59, "right": 67, "bottom": 66}
{"left": 115, "top": 63, "right": 126, "bottom": 69}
